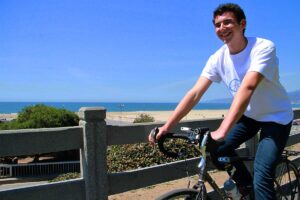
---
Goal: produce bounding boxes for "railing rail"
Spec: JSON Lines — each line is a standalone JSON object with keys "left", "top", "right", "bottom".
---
{"left": 0, "top": 107, "right": 299, "bottom": 200}
{"left": 0, "top": 126, "right": 83, "bottom": 157}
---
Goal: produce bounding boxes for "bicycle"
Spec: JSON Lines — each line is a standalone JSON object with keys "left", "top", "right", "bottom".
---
{"left": 274, "top": 150, "right": 300, "bottom": 200}
{"left": 150, "top": 126, "right": 300, "bottom": 200}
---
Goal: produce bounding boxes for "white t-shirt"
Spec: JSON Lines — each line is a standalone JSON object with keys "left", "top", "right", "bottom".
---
{"left": 201, "top": 37, "right": 293, "bottom": 125}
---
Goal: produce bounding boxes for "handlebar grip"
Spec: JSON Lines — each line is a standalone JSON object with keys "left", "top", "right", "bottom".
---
{"left": 150, "top": 127, "right": 159, "bottom": 142}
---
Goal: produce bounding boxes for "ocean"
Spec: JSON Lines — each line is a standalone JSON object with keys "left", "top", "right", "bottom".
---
{"left": 0, "top": 102, "right": 234, "bottom": 114}
{"left": 0, "top": 102, "right": 299, "bottom": 114}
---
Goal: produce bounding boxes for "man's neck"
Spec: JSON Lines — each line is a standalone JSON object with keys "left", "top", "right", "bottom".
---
{"left": 227, "top": 36, "right": 248, "bottom": 54}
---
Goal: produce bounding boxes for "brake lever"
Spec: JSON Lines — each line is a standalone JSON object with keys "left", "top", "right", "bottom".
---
{"left": 181, "top": 127, "right": 198, "bottom": 143}
{"left": 181, "top": 127, "right": 192, "bottom": 132}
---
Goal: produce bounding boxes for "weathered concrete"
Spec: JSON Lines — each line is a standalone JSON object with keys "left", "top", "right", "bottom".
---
{"left": 79, "top": 107, "right": 108, "bottom": 200}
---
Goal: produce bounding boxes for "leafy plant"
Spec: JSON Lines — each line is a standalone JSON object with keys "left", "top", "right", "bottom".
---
{"left": 107, "top": 140, "right": 200, "bottom": 173}
{"left": 133, "top": 113, "right": 155, "bottom": 123}
{"left": 107, "top": 113, "right": 200, "bottom": 172}
{"left": 0, "top": 104, "right": 79, "bottom": 130}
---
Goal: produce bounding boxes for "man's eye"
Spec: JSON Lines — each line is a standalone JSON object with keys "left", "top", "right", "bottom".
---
{"left": 214, "top": 23, "right": 221, "bottom": 28}
{"left": 223, "top": 20, "right": 232, "bottom": 25}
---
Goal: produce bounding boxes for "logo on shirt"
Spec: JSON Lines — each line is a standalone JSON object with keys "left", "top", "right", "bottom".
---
{"left": 229, "top": 79, "right": 241, "bottom": 92}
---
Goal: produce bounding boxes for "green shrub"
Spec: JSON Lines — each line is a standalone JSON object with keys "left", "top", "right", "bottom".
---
{"left": 0, "top": 104, "right": 79, "bottom": 130}
{"left": 133, "top": 113, "right": 155, "bottom": 123}
{"left": 0, "top": 120, "right": 18, "bottom": 130}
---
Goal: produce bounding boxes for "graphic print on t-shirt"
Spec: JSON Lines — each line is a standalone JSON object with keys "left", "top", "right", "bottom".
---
{"left": 229, "top": 78, "right": 241, "bottom": 93}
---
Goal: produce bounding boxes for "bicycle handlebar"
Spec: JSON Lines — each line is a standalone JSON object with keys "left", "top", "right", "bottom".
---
{"left": 157, "top": 132, "right": 192, "bottom": 158}
{"left": 150, "top": 126, "right": 211, "bottom": 158}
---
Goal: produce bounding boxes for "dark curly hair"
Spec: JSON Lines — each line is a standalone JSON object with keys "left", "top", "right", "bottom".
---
{"left": 213, "top": 3, "right": 246, "bottom": 24}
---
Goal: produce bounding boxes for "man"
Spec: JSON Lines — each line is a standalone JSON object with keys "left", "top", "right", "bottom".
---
{"left": 148, "top": 3, "right": 293, "bottom": 199}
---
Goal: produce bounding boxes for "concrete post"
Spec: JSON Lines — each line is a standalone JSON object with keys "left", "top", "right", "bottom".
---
{"left": 79, "top": 107, "right": 108, "bottom": 200}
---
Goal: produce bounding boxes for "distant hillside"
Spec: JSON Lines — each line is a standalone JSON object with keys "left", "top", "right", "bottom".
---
{"left": 205, "top": 97, "right": 232, "bottom": 103}
{"left": 206, "top": 90, "right": 300, "bottom": 104}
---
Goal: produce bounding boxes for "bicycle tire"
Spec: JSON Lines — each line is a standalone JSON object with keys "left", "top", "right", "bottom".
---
{"left": 155, "top": 187, "right": 210, "bottom": 200}
{"left": 274, "top": 159, "right": 300, "bottom": 200}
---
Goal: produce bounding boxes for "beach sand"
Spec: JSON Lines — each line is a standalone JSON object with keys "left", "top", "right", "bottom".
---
{"left": 106, "top": 109, "right": 228, "bottom": 123}
{"left": 0, "top": 110, "right": 228, "bottom": 124}
{"left": 0, "top": 113, "right": 18, "bottom": 122}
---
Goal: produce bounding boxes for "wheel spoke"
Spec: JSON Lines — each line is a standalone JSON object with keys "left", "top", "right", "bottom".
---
{"left": 275, "top": 161, "right": 300, "bottom": 200}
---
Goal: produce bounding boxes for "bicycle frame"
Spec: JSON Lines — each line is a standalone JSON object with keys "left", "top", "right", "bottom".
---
{"left": 195, "top": 131, "right": 228, "bottom": 199}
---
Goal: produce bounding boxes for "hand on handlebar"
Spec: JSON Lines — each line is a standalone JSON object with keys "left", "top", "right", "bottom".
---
{"left": 210, "top": 129, "right": 226, "bottom": 142}
{"left": 148, "top": 126, "right": 169, "bottom": 146}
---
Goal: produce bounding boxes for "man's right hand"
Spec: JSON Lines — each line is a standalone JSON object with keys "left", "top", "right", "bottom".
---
{"left": 148, "top": 126, "right": 168, "bottom": 146}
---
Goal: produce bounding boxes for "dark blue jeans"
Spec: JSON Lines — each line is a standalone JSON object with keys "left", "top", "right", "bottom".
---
{"left": 210, "top": 115, "right": 292, "bottom": 200}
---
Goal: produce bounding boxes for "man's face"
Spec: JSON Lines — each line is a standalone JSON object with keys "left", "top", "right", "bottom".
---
{"left": 213, "top": 12, "right": 246, "bottom": 44}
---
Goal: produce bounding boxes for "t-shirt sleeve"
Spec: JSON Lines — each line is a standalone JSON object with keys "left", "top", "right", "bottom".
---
{"left": 201, "top": 55, "right": 222, "bottom": 83}
{"left": 248, "top": 42, "right": 278, "bottom": 81}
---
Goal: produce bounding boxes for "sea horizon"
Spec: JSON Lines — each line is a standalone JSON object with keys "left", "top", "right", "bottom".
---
{"left": 0, "top": 101, "right": 299, "bottom": 114}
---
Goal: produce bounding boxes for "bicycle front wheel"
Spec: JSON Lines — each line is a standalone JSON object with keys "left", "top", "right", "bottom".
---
{"left": 274, "top": 159, "right": 300, "bottom": 200}
{"left": 155, "top": 187, "right": 208, "bottom": 200}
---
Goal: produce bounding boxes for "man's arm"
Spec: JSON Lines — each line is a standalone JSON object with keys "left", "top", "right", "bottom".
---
{"left": 163, "top": 76, "right": 212, "bottom": 131}
{"left": 148, "top": 76, "right": 212, "bottom": 143}
{"left": 211, "top": 71, "right": 264, "bottom": 141}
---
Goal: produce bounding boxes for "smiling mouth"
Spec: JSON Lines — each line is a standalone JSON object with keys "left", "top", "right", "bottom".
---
{"left": 219, "top": 32, "right": 232, "bottom": 42}
{"left": 221, "top": 32, "right": 231, "bottom": 38}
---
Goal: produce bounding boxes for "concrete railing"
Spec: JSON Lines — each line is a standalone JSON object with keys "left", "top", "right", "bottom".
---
{"left": 0, "top": 107, "right": 299, "bottom": 200}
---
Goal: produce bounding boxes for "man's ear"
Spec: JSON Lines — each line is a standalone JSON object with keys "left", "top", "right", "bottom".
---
{"left": 240, "top": 19, "right": 246, "bottom": 30}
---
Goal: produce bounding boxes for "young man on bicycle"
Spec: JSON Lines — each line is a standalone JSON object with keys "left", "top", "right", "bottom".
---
{"left": 148, "top": 3, "right": 293, "bottom": 199}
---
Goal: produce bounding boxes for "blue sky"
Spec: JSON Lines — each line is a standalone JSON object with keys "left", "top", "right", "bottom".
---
{"left": 1, "top": 0, "right": 300, "bottom": 102}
